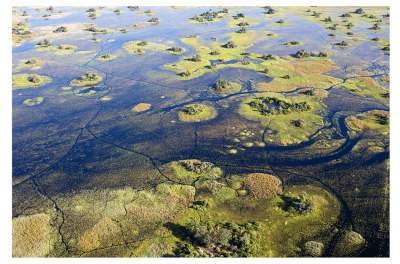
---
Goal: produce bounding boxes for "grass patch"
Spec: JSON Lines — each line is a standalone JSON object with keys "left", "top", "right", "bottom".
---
{"left": 178, "top": 103, "right": 217, "bottom": 123}
{"left": 12, "top": 74, "right": 52, "bottom": 90}
{"left": 23, "top": 96, "right": 44, "bottom": 106}
{"left": 239, "top": 92, "right": 326, "bottom": 146}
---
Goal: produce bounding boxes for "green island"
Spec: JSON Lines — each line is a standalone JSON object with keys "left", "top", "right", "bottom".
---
{"left": 96, "top": 54, "right": 118, "bottom": 61}
{"left": 16, "top": 58, "right": 44, "bottom": 71}
{"left": 23, "top": 96, "right": 44, "bottom": 106}
{"left": 190, "top": 9, "right": 229, "bottom": 24}
{"left": 178, "top": 103, "right": 217, "bottom": 123}
{"left": 345, "top": 110, "right": 389, "bottom": 137}
{"left": 340, "top": 77, "right": 389, "bottom": 104}
{"left": 70, "top": 72, "right": 103, "bottom": 86}
{"left": 12, "top": 74, "right": 52, "bottom": 90}
{"left": 239, "top": 91, "right": 327, "bottom": 146}
{"left": 211, "top": 79, "right": 242, "bottom": 95}
{"left": 123, "top": 40, "right": 185, "bottom": 55}
{"left": 35, "top": 39, "right": 77, "bottom": 55}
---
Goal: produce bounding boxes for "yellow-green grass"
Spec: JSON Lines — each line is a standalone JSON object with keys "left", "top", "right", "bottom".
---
{"left": 340, "top": 77, "right": 389, "bottom": 104}
{"left": 283, "top": 41, "right": 304, "bottom": 47}
{"left": 170, "top": 184, "right": 340, "bottom": 257}
{"left": 36, "top": 44, "right": 77, "bottom": 55}
{"left": 161, "top": 159, "right": 223, "bottom": 185}
{"left": 12, "top": 22, "right": 34, "bottom": 47}
{"left": 227, "top": 16, "right": 262, "bottom": 28}
{"left": 255, "top": 58, "right": 341, "bottom": 92}
{"left": 12, "top": 74, "right": 52, "bottom": 90}
{"left": 212, "top": 81, "right": 241, "bottom": 95}
{"left": 58, "top": 184, "right": 195, "bottom": 255}
{"left": 131, "top": 103, "right": 152, "bottom": 112}
{"left": 16, "top": 58, "right": 44, "bottom": 71}
{"left": 70, "top": 73, "right": 103, "bottom": 86}
{"left": 239, "top": 92, "right": 326, "bottom": 146}
{"left": 96, "top": 54, "right": 118, "bottom": 61}
{"left": 165, "top": 31, "right": 260, "bottom": 80}
{"left": 12, "top": 213, "right": 58, "bottom": 257}
{"left": 23, "top": 96, "right": 44, "bottom": 106}
{"left": 123, "top": 40, "right": 185, "bottom": 55}
{"left": 178, "top": 103, "right": 217, "bottom": 123}
{"left": 345, "top": 110, "right": 389, "bottom": 137}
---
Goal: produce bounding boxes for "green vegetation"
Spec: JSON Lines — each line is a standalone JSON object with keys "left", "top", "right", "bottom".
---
{"left": 161, "top": 159, "right": 223, "bottom": 185}
{"left": 340, "top": 77, "right": 389, "bottom": 104}
{"left": 73, "top": 85, "right": 106, "bottom": 96}
{"left": 23, "top": 97, "right": 44, "bottom": 106}
{"left": 212, "top": 79, "right": 241, "bottom": 95}
{"left": 190, "top": 9, "right": 229, "bottom": 24}
{"left": 123, "top": 40, "right": 183, "bottom": 55}
{"left": 12, "top": 22, "right": 33, "bottom": 47}
{"left": 168, "top": 184, "right": 340, "bottom": 257}
{"left": 12, "top": 74, "right": 52, "bottom": 90}
{"left": 178, "top": 103, "right": 217, "bottom": 123}
{"left": 283, "top": 41, "right": 303, "bottom": 47}
{"left": 332, "top": 230, "right": 366, "bottom": 256}
{"left": 16, "top": 58, "right": 43, "bottom": 70}
{"left": 36, "top": 40, "right": 77, "bottom": 55}
{"left": 172, "top": 221, "right": 259, "bottom": 257}
{"left": 239, "top": 92, "right": 326, "bottom": 145}
{"left": 70, "top": 72, "right": 103, "bottom": 86}
{"left": 345, "top": 110, "right": 389, "bottom": 137}
{"left": 96, "top": 54, "right": 118, "bottom": 61}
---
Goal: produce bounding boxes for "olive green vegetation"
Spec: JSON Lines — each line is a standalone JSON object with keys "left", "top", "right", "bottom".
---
{"left": 178, "top": 103, "right": 217, "bottom": 123}
{"left": 212, "top": 79, "right": 241, "bottom": 95}
{"left": 123, "top": 40, "right": 185, "bottom": 55}
{"left": 164, "top": 33, "right": 340, "bottom": 93}
{"left": 12, "top": 21, "right": 33, "bottom": 47}
{"left": 73, "top": 86, "right": 106, "bottom": 96}
{"left": 16, "top": 58, "right": 44, "bottom": 71}
{"left": 332, "top": 230, "right": 366, "bottom": 257}
{"left": 161, "top": 159, "right": 223, "bottom": 185}
{"left": 340, "top": 77, "right": 389, "bottom": 104}
{"left": 35, "top": 40, "right": 77, "bottom": 55}
{"left": 164, "top": 31, "right": 260, "bottom": 80}
{"left": 96, "top": 54, "right": 118, "bottom": 61}
{"left": 164, "top": 183, "right": 340, "bottom": 257}
{"left": 239, "top": 91, "right": 327, "bottom": 146}
{"left": 12, "top": 74, "right": 52, "bottom": 90}
{"left": 70, "top": 72, "right": 103, "bottom": 86}
{"left": 345, "top": 110, "right": 389, "bottom": 137}
{"left": 189, "top": 9, "right": 229, "bottom": 24}
{"left": 23, "top": 97, "right": 44, "bottom": 106}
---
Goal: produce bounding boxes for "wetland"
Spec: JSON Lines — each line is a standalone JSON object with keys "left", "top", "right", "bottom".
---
{"left": 12, "top": 6, "right": 389, "bottom": 257}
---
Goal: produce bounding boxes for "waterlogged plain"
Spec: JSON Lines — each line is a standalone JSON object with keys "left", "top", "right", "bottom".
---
{"left": 12, "top": 6, "right": 389, "bottom": 257}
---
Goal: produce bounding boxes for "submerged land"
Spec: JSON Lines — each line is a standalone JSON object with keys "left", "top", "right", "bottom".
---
{"left": 12, "top": 6, "right": 389, "bottom": 257}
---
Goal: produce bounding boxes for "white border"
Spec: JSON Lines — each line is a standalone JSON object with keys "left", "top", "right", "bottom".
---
{"left": 1, "top": 0, "right": 399, "bottom": 263}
